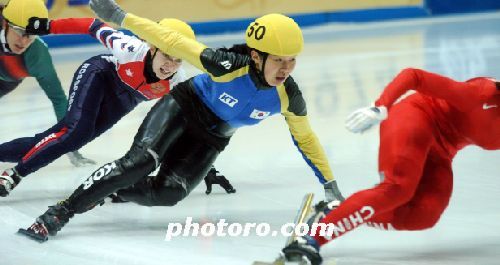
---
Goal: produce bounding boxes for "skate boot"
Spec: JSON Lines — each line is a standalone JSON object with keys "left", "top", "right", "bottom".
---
{"left": 0, "top": 168, "right": 22, "bottom": 197}
{"left": 282, "top": 235, "right": 322, "bottom": 265}
{"left": 278, "top": 200, "right": 340, "bottom": 264}
{"left": 18, "top": 200, "right": 75, "bottom": 242}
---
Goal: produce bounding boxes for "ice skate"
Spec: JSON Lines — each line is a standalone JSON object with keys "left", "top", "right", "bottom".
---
{"left": 18, "top": 200, "right": 74, "bottom": 242}
{"left": 0, "top": 168, "right": 22, "bottom": 197}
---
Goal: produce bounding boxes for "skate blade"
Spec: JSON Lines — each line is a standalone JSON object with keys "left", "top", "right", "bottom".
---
{"left": 17, "top": 228, "right": 48, "bottom": 243}
{"left": 252, "top": 261, "right": 304, "bottom": 265}
{"left": 253, "top": 257, "right": 305, "bottom": 265}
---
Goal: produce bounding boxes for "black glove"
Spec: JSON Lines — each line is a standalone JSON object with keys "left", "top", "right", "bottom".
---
{"left": 26, "top": 17, "right": 51, "bottom": 35}
{"left": 204, "top": 166, "right": 236, "bottom": 195}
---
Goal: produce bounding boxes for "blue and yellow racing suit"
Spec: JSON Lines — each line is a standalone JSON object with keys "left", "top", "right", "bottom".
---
{"left": 64, "top": 14, "right": 335, "bottom": 211}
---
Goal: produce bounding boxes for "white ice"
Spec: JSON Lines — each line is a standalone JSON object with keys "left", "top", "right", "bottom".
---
{"left": 1, "top": 12, "right": 499, "bottom": 265}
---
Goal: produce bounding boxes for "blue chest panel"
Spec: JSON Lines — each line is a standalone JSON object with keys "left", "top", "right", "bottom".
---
{"left": 193, "top": 74, "right": 281, "bottom": 127}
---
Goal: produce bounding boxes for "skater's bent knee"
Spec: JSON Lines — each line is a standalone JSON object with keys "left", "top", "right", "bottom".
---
{"left": 150, "top": 187, "right": 186, "bottom": 206}
{"left": 376, "top": 181, "right": 416, "bottom": 205}
{"left": 119, "top": 148, "right": 155, "bottom": 170}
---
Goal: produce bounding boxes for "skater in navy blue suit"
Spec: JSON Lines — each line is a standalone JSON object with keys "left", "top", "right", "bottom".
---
{"left": 0, "top": 17, "right": 192, "bottom": 197}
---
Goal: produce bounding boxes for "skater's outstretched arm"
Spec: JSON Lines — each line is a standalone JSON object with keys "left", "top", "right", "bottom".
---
{"left": 279, "top": 77, "right": 343, "bottom": 201}
{"left": 27, "top": 17, "right": 149, "bottom": 65}
{"left": 90, "top": 0, "right": 234, "bottom": 73}
{"left": 376, "top": 68, "right": 498, "bottom": 112}
{"left": 345, "top": 68, "right": 499, "bottom": 133}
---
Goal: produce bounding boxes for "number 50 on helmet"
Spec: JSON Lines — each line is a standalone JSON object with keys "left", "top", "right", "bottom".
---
{"left": 245, "top": 13, "right": 304, "bottom": 57}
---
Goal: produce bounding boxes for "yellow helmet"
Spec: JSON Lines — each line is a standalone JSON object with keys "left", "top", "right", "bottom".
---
{"left": 2, "top": 0, "right": 48, "bottom": 28}
{"left": 245, "top": 13, "right": 303, "bottom": 56}
{"left": 158, "top": 18, "right": 195, "bottom": 40}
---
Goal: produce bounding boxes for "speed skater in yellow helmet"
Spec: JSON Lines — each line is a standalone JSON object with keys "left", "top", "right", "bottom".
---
{"left": 245, "top": 13, "right": 303, "bottom": 57}
{"left": 243, "top": 13, "right": 303, "bottom": 86}
{"left": 147, "top": 18, "right": 196, "bottom": 80}
{"left": 158, "top": 18, "right": 195, "bottom": 40}
{"left": 2, "top": 0, "right": 48, "bottom": 28}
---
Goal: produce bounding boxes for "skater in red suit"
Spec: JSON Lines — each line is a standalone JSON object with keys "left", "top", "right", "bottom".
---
{"left": 282, "top": 68, "right": 500, "bottom": 265}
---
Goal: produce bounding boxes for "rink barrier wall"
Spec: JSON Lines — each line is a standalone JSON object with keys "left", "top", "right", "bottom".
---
{"left": 40, "top": 6, "right": 428, "bottom": 48}
{"left": 30, "top": 0, "right": 500, "bottom": 48}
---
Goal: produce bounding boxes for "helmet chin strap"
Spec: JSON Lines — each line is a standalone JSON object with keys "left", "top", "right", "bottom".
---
{"left": 255, "top": 51, "right": 271, "bottom": 87}
{"left": 261, "top": 53, "right": 268, "bottom": 76}
{"left": 0, "top": 27, "right": 14, "bottom": 54}
{"left": 152, "top": 47, "right": 159, "bottom": 60}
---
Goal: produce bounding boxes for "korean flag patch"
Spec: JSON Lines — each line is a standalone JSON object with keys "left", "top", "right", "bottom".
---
{"left": 250, "top": 109, "right": 271, "bottom": 120}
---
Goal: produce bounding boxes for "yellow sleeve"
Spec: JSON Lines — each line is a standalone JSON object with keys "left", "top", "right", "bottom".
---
{"left": 284, "top": 114, "right": 334, "bottom": 183}
{"left": 122, "top": 13, "right": 207, "bottom": 71}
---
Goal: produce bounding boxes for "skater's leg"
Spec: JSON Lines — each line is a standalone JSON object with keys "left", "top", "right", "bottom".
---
{"left": 8, "top": 62, "right": 108, "bottom": 177}
{"left": 368, "top": 153, "right": 453, "bottom": 230}
{"left": 313, "top": 103, "right": 437, "bottom": 245}
{"left": 118, "top": 130, "right": 219, "bottom": 206}
{"left": 0, "top": 79, "right": 21, "bottom": 98}
{"left": 18, "top": 96, "right": 188, "bottom": 241}
{"left": 0, "top": 63, "right": 109, "bottom": 196}
{"left": 67, "top": 96, "right": 188, "bottom": 212}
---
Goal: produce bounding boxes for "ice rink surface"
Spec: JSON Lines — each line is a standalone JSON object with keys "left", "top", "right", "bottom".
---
{"left": 1, "top": 12, "right": 499, "bottom": 265}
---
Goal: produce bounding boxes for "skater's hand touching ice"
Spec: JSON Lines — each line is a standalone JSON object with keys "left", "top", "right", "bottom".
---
{"left": 323, "top": 180, "right": 344, "bottom": 202}
{"left": 204, "top": 166, "right": 235, "bottom": 195}
{"left": 67, "top": 151, "right": 96, "bottom": 167}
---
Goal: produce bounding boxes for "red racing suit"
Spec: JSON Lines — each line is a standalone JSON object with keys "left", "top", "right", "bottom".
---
{"left": 315, "top": 68, "right": 499, "bottom": 245}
